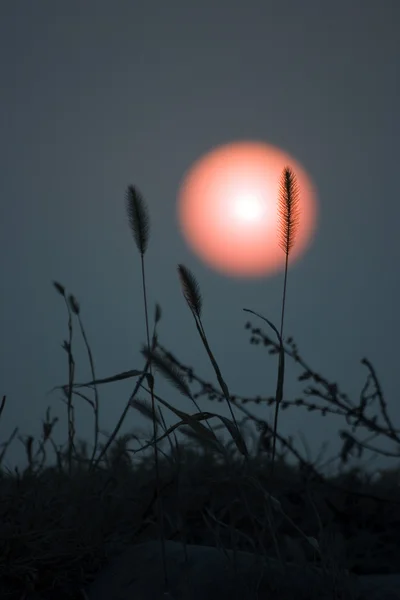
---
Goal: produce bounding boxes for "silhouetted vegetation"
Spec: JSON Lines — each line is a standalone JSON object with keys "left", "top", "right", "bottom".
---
{"left": 1, "top": 170, "right": 399, "bottom": 599}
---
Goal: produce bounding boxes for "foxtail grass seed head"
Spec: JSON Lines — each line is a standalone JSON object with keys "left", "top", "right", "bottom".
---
{"left": 126, "top": 185, "right": 150, "bottom": 255}
{"left": 177, "top": 264, "right": 202, "bottom": 319}
{"left": 130, "top": 396, "right": 163, "bottom": 427}
{"left": 141, "top": 345, "right": 192, "bottom": 399}
{"left": 277, "top": 166, "right": 301, "bottom": 257}
{"left": 53, "top": 281, "right": 66, "bottom": 296}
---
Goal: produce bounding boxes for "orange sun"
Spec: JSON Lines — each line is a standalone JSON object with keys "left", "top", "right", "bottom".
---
{"left": 177, "top": 141, "right": 318, "bottom": 277}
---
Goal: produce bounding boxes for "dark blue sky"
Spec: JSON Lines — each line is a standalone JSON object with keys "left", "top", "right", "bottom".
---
{"left": 1, "top": 1, "right": 399, "bottom": 477}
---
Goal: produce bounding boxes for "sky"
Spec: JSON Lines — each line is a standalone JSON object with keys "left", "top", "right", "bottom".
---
{"left": 0, "top": 1, "right": 399, "bottom": 479}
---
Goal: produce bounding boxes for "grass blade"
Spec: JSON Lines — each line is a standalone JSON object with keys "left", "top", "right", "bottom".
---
{"left": 49, "top": 369, "right": 145, "bottom": 394}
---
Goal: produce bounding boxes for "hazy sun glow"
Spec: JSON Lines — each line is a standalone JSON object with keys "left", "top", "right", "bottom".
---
{"left": 177, "top": 141, "right": 318, "bottom": 278}
{"left": 233, "top": 192, "right": 266, "bottom": 223}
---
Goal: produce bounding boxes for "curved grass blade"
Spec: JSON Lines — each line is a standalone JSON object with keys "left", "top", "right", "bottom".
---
{"left": 137, "top": 392, "right": 219, "bottom": 447}
{"left": 213, "top": 414, "right": 248, "bottom": 457}
{"left": 49, "top": 369, "right": 145, "bottom": 394}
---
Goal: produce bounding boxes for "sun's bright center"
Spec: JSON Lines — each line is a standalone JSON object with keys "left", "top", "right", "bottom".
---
{"left": 233, "top": 192, "right": 265, "bottom": 223}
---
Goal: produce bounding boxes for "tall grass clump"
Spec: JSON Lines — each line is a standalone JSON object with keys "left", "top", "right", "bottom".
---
{"left": 0, "top": 167, "right": 400, "bottom": 600}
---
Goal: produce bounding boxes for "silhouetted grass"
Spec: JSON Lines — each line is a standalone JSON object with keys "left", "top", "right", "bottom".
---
{"left": 1, "top": 169, "right": 400, "bottom": 599}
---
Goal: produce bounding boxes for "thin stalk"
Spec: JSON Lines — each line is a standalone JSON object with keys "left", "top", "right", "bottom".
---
{"left": 270, "top": 167, "right": 300, "bottom": 478}
{"left": 126, "top": 185, "right": 168, "bottom": 592}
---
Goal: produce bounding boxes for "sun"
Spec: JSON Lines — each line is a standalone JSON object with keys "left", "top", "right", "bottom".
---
{"left": 177, "top": 140, "right": 318, "bottom": 278}
{"left": 233, "top": 191, "right": 268, "bottom": 223}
